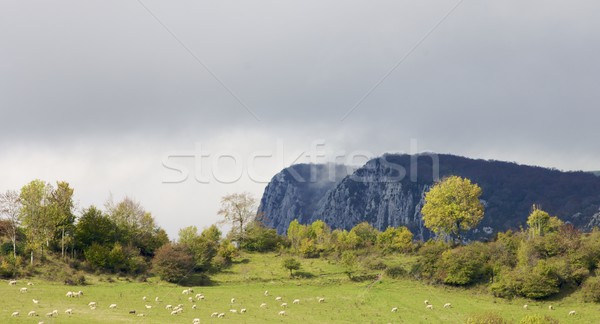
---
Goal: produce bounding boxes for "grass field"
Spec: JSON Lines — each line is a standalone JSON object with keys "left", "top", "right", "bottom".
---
{"left": 0, "top": 252, "right": 597, "bottom": 323}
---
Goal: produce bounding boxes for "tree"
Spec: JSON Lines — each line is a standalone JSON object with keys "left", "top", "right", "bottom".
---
{"left": 287, "top": 220, "right": 307, "bottom": 252}
{"left": 0, "top": 190, "right": 22, "bottom": 257}
{"left": 178, "top": 225, "right": 221, "bottom": 270}
{"left": 152, "top": 243, "right": 195, "bottom": 283}
{"left": 377, "top": 226, "right": 414, "bottom": 253}
{"left": 49, "top": 181, "right": 75, "bottom": 259}
{"left": 526, "top": 206, "right": 562, "bottom": 239}
{"left": 282, "top": 257, "right": 301, "bottom": 277}
{"left": 20, "top": 180, "right": 54, "bottom": 264}
{"left": 349, "top": 222, "right": 378, "bottom": 248}
{"left": 421, "top": 176, "right": 484, "bottom": 244}
{"left": 217, "top": 192, "right": 256, "bottom": 244}
{"left": 75, "top": 206, "right": 116, "bottom": 252}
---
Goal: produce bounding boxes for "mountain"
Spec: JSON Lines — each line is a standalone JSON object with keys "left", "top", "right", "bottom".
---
{"left": 258, "top": 154, "right": 600, "bottom": 240}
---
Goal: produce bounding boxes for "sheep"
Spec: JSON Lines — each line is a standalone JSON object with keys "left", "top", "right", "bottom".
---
{"left": 188, "top": 297, "right": 194, "bottom": 302}
{"left": 9, "top": 280, "right": 17, "bottom": 285}
{"left": 391, "top": 307, "right": 398, "bottom": 312}
{"left": 210, "top": 312, "right": 219, "bottom": 317}
{"left": 424, "top": 300, "right": 430, "bottom": 305}
{"left": 523, "top": 304, "right": 528, "bottom": 310}
{"left": 260, "top": 303, "right": 268, "bottom": 308}
{"left": 27, "top": 282, "right": 34, "bottom": 286}
{"left": 109, "top": 304, "right": 117, "bottom": 309}
{"left": 88, "top": 302, "right": 97, "bottom": 307}
{"left": 177, "top": 304, "right": 184, "bottom": 308}
{"left": 229, "top": 309, "right": 238, "bottom": 313}
{"left": 33, "top": 299, "right": 40, "bottom": 304}
{"left": 45, "top": 312, "right": 54, "bottom": 317}
{"left": 548, "top": 305, "right": 554, "bottom": 310}
{"left": 170, "top": 310, "right": 179, "bottom": 315}
{"left": 278, "top": 310, "right": 287, "bottom": 316}
{"left": 142, "top": 296, "right": 147, "bottom": 301}
{"left": 166, "top": 305, "right": 173, "bottom": 310}
{"left": 11, "top": 311, "right": 19, "bottom": 317}
{"left": 293, "top": 299, "right": 300, "bottom": 304}
{"left": 192, "top": 304, "right": 197, "bottom": 309}
{"left": 20, "top": 287, "right": 28, "bottom": 293}
{"left": 426, "top": 304, "right": 434, "bottom": 310}
{"left": 137, "top": 313, "right": 145, "bottom": 317}
{"left": 218, "top": 313, "right": 225, "bottom": 318}
{"left": 28, "top": 311, "right": 37, "bottom": 316}
{"left": 240, "top": 308, "right": 247, "bottom": 313}
{"left": 90, "top": 306, "right": 96, "bottom": 310}
{"left": 280, "top": 303, "right": 288, "bottom": 308}
{"left": 155, "top": 297, "right": 161, "bottom": 302}
{"left": 318, "top": 297, "right": 325, "bottom": 303}
{"left": 195, "top": 293, "right": 204, "bottom": 299}
{"left": 145, "top": 305, "right": 152, "bottom": 309}
{"left": 569, "top": 310, "right": 576, "bottom": 316}
{"left": 38, "top": 322, "right": 44, "bottom": 324}
{"left": 231, "top": 298, "right": 236, "bottom": 304}
{"left": 444, "top": 303, "right": 452, "bottom": 308}
{"left": 275, "top": 296, "right": 283, "bottom": 301}
{"left": 193, "top": 318, "right": 201, "bottom": 324}
{"left": 65, "top": 309, "right": 72, "bottom": 315}
{"left": 129, "top": 310, "right": 136, "bottom": 314}
{"left": 264, "top": 290, "right": 269, "bottom": 296}
{"left": 52, "top": 310, "right": 58, "bottom": 316}
{"left": 66, "top": 291, "right": 73, "bottom": 297}
{"left": 182, "top": 288, "right": 194, "bottom": 294}
{"left": 74, "top": 290, "right": 83, "bottom": 297}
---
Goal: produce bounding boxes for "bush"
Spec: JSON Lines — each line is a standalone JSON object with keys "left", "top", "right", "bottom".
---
{"left": 282, "top": 257, "right": 301, "bottom": 277}
{"left": 152, "top": 243, "right": 195, "bottom": 283}
{"left": 439, "top": 243, "right": 488, "bottom": 285}
{"left": 519, "top": 314, "right": 559, "bottom": 324}
{"left": 582, "top": 276, "right": 600, "bottom": 303}
{"left": 385, "top": 265, "right": 407, "bottom": 279}
{"left": 465, "top": 312, "right": 509, "bottom": 324}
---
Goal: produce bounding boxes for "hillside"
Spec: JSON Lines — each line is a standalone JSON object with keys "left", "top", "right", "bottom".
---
{"left": 258, "top": 154, "right": 600, "bottom": 239}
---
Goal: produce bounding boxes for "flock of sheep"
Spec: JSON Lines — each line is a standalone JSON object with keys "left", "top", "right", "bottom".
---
{"left": 7, "top": 279, "right": 580, "bottom": 322}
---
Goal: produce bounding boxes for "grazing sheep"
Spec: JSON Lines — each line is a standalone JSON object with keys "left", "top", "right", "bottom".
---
{"left": 188, "top": 297, "right": 194, "bottom": 302}
{"left": 264, "top": 290, "right": 269, "bottom": 296}
{"left": 260, "top": 303, "right": 267, "bottom": 308}
{"left": 20, "top": 287, "right": 28, "bottom": 293}
{"left": 192, "top": 304, "right": 197, "bottom": 309}
{"left": 548, "top": 305, "right": 554, "bottom": 310}
{"left": 240, "top": 308, "right": 247, "bottom": 313}
{"left": 231, "top": 298, "right": 236, "bottom": 304}
{"left": 109, "top": 304, "right": 117, "bottom": 309}
{"left": 9, "top": 280, "right": 17, "bottom": 285}
{"left": 28, "top": 311, "right": 37, "bottom": 316}
{"left": 171, "top": 310, "right": 178, "bottom": 315}
{"left": 391, "top": 307, "right": 398, "bottom": 312}
{"left": 166, "top": 305, "right": 173, "bottom": 310}
{"left": 444, "top": 303, "right": 452, "bottom": 308}
{"left": 293, "top": 299, "right": 300, "bottom": 304}
{"left": 11, "top": 311, "right": 19, "bottom": 316}
{"left": 211, "top": 312, "right": 219, "bottom": 317}
{"left": 281, "top": 303, "right": 288, "bottom": 308}
{"left": 33, "top": 299, "right": 40, "bottom": 304}
{"left": 424, "top": 300, "right": 430, "bottom": 305}
{"left": 145, "top": 305, "right": 152, "bottom": 309}
{"left": 137, "top": 313, "right": 145, "bottom": 317}
{"left": 129, "top": 310, "right": 136, "bottom": 314}
{"left": 66, "top": 291, "right": 73, "bottom": 297}
{"left": 177, "top": 304, "right": 184, "bottom": 308}
{"left": 142, "top": 296, "right": 147, "bottom": 301}
{"left": 74, "top": 290, "right": 83, "bottom": 297}
{"left": 229, "top": 309, "right": 237, "bottom": 313}
{"left": 52, "top": 310, "right": 58, "bottom": 316}
{"left": 426, "top": 304, "right": 434, "bottom": 310}
{"left": 65, "top": 309, "right": 72, "bottom": 315}
{"left": 218, "top": 313, "right": 225, "bottom": 318}
{"left": 45, "top": 312, "right": 54, "bottom": 317}
{"left": 90, "top": 306, "right": 96, "bottom": 310}
{"left": 569, "top": 310, "right": 576, "bottom": 316}
{"left": 182, "top": 289, "right": 194, "bottom": 294}
{"left": 275, "top": 296, "right": 283, "bottom": 301}
{"left": 193, "top": 319, "right": 201, "bottom": 324}
{"left": 38, "top": 322, "right": 44, "bottom": 324}
{"left": 88, "top": 302, "right": 97, "bottom": 307}
{"left": 318, "top": 297, "right": 325, "bottom": 303}
{"left": 523, "top": 304, "right": 528, "bottom": 310}
{"left": 278, "top": 310, "right": 287, "bottom": 316}
{"left": 27, "top": 282, "right": 34, "bottom": 286}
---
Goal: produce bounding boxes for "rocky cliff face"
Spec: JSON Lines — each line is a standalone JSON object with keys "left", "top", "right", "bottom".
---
{"left": 258, "top": 154, "right": 600, "bottom": 240}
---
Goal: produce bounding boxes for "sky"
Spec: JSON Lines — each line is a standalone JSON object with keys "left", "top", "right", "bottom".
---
{"left": 1, "top": 1, "right": 599, "bottom": 239}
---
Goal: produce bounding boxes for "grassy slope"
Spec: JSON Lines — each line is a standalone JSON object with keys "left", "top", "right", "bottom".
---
{"left": 0, "top": 252, "right": 597, "bottom": 323}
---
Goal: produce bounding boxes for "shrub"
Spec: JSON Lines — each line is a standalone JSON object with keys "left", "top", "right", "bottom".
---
{"left": 152, "top": 243, "right": 195, "bottom": 283}
{"left": 385, "top": 265, "right": 407, "bottom": 279}
{"left": 282, "top": 257, "right": 301, "bottom": 277}
{"left": 439, "top": 243, "right": 488, "bottom": 285}
{"left": 519, "top": 314, "right": 559, "bottom": 324}
{"left": 582, "top": 276, "right": 600, "bottom": 303}
{"left": 465, "top": 312, "right": 509, "bottom": 324}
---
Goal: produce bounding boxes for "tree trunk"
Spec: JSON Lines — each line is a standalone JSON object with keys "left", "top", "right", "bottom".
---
{"left": 12, "top": 240, "right": 16, "bottom": 258}
{"left": 61, "top": 227, "right": 65, "bottom": 259}
{"left": 30, "top": 251, "right": 33, "bottom": 265}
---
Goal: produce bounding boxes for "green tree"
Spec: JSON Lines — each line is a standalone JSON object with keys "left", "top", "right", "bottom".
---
{"left": 20, "top": 180, "right": 54, "bottom": 264}
{"left": 421, "top": 176, "right": 484, "bottom": 244}
{"left": 178, "top": 225, "right": 221, "bottom": 270}
{"left": 526, "top": 206, "right": 562, "bottom": 239}
{"left": 242, "top": 221, "right": 282, "bottom": 252}
{"left": 340, "top": 250, "right": 358, "bottom": 279}
{"left": 0, "top": 190, "right": 22, "bottom": 257}
{"left": 349, "top": 222, "right": 378, "bottom": 248}
{"left": 287, "top": 220, "right": 308, "bottom": 252}
{"left": 49, "top": 181, "right": 75, "bottom": 259}
{"left": 152, "top": 243, "right": 195, "bottom": 283}
{"left": 75, "top": 206, "right": 116, "bottom": 252}
{"left": 217, "top": 192, "right": 256, "bottom": 244}
{"left": 377, "top": 226, "right": 414, "bottom": 253}
{"left": 282, "top": 257, "right": 301, "bottom": 277}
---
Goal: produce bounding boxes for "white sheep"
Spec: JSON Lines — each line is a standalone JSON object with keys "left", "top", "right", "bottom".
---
{"left": 28, "top": 311, "right": 37, "bottom": 316}
{"left": 166, "top": 305, "right": 173, "bottom": 310}
{"left": 523, "top": 304, "right": 528, "bottom": 310}
{"left": 9, "top": 280, "right": 17, "bottom": 285}
{"left": 52, "top": 310, "right": 58, "bottom": 316}
{"left": 318, "top": 297, "right": 325, "bottom": 303}
{"left": 424, "top": 300, "right": 430, "bottom": 305}
{"left": 229, "top": 309, "right": 237, "bottom": 313}
{"left": 293, "top": 299, "right": 300, "bottom": 304}
{"left": 260, "top": 303, "right": 267, "bottom": 308}
{"left": 27, "top": 282, "right": 34, "bottom": 286}
{"left": 548, "top": 305, "right": 554, "bottom": 310}
{"left": 280, "top": 303, "right": 288, "bottom": 308}
{"left": 240, "top": 308, "right": 247, "bottom": 313}
{"left": 426, "top": 304, "right": 434, "bottom": 310}
{"left": 137, "top": 313, "right": 145, "bottom": 317}
{"left": 231, "top": 298, "right": 236, "bottom": 304}
{"left": 182, "top": 288, "right": 194, "bottom": 294}
{"left": 65, "top": 309, "right": 72, "bottom": 315}
{"left": 210, "top": 312, "right": 219, "bottom": 317}
{"left": 275, "top": 296, "right": 282, "bottom": 301}
{"left": 444, "top": 303, "right": 452, "bottom": 308}
{"left": 66, "top": 291, "right": 73, "bottom": 297}
{"left": 195, "top": 293, "right": 204, "bottom": 300}
{"left": 391, "top": 307, "right": 398, "bottom": 312}
{"left": 192, "top": 304, "right": 197, "bottom": 309}
{"left": 155, "top": 297, "right": 161, "bottom": 302}
{"left": 45, "top": 312, "right": 54, "bottom": 317}
{"left": 145, "top": 305, "right": 152, "bottom": 309}
{"left": 142, "top": 296, "right": 147, "bottom": 301}
{"left": 33, "top": 299, "right": 40, "bottom": 304}
{"left": 193, "top": 319, "right": 201, "bottom": 324}
{"left": 569, "top": 310, "right": 576, "bottom": 316}
{"left": 90, "top": 306, "right": 96, "bottom": 310}
{"left": 109, "top": 304, "right": 117, "bottom": 309}
{"left": 218, "top": 313, "right": 225, "bottom": 318}
{"left": 88, "top": 302, "right": 97, "bottom": 307}
{"left": 264, "top": 290, "right": 269, "bottom": 296}
{"left": 74, "top": 290, "right": 83, "bottom": 297}
{"left": 188, "top": 297, "right": 194, "bottom": 302}
{"left": 170, "top": 310, "right": 178, "bottom": 315}
{"left": 278, "top": 310, "right": 287, "bottom": 316}
{"left": 20, "top": 287, "right": 28, "bottom": 293}
{"left": 11, "top": 311, "right": 19, "bottom": 316}
{"left": 38, "top": 322, "right": 44, "bottom": 324}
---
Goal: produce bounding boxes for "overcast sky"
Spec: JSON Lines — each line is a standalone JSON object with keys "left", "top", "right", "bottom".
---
{"left": 1, "top": 1, "right": 599, "bottom": 238}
